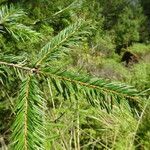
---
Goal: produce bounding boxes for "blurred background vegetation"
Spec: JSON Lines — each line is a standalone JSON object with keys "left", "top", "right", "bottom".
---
{"left": 0, "top": 0, "right": 150, "bottom": 149}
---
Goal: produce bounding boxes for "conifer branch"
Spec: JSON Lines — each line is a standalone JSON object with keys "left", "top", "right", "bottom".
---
{"left": 11, "top": 75, "right": 45, "bottom": 150}
{"left": 0, "top": 61, "right": 37, "bottom": 73}
{"left": 0, "top": 60, "right": 140, "bottom": 102}
{"left": 35, "top": 20, "right": 91, "bottom": 66}
{"left": 40, "top": 68, "right": 139, "bottom": 102}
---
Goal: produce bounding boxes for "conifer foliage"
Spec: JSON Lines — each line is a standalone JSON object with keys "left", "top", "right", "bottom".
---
{"left": 11, "top": 75, "right": 45, "bottom": 150}
{"left": 0, "top": 4, "right": 146, "bottom": 150}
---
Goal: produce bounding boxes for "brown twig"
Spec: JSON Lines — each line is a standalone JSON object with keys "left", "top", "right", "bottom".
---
{"left": 0, "top": 61, "right": 38, "bottom": 73}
